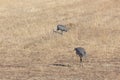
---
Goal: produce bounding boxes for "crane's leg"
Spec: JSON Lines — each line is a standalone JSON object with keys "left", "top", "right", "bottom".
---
{"left": 80, "top": 57, "right": 82, "bottom": 63}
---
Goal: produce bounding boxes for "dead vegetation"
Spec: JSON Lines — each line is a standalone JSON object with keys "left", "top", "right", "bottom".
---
{"left": 0, "top": 0, "right": 120, "bottom": 80}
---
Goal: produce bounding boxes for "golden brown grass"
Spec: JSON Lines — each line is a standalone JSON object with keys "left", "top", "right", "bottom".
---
{"left": 0, "top": 0, "right": 120, "bottom": 80}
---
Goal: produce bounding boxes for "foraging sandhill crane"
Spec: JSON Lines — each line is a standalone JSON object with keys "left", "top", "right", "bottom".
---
{"left": 74, "top": 47, "right": 87, "bottom": 63}
{"left": 55, "top": 24, "right": 68, "bottom": 34}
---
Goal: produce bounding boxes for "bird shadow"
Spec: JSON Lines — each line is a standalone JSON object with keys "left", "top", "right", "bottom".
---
{"left": 50, "top": 63, "right": 71, "bottom": 67}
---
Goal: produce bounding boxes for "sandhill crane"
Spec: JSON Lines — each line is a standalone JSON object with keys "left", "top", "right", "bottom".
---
{"left": 55, "top": 24, "right": 68, "bottom": 34}
{"left": 74, "top": 47, "right": 87, "bottom": 63}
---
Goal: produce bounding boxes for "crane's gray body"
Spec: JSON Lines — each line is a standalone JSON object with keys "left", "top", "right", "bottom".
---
{"left": 74, "top": 47, "right": 87, "bottom": 62}
{"left": 57, "top": 25, "right": 68, "bottom": 32}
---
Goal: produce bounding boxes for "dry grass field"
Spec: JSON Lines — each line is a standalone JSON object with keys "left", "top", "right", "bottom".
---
{"left": 0, "top": 0, "right": 120, "bottom": 80}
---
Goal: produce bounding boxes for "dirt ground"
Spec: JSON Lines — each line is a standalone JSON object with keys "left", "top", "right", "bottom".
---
{"left": 0, "top": 0, "right": 120, "bottom": 80}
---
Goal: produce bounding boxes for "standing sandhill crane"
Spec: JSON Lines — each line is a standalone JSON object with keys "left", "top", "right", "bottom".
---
{"left": 74, "top": 47, "right": 87, "bottom": 63}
